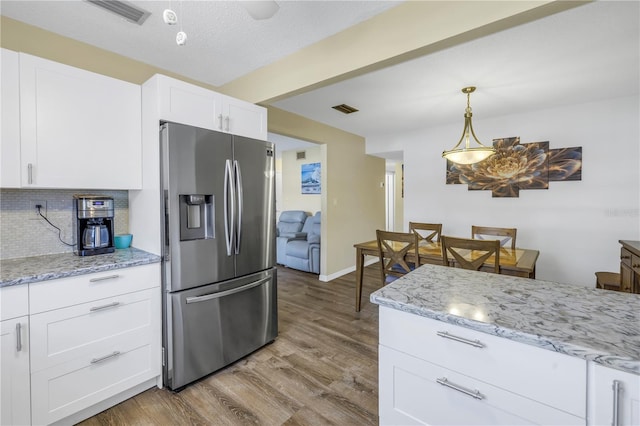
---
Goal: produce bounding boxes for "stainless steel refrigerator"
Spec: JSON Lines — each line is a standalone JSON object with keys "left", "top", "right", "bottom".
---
{"left": 160, "top": 121, "right": 277, "bottom": 391}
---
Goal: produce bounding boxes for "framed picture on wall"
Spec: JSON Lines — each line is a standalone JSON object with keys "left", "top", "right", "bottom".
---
{"left": 301, "top": 162, "right": 321, "bottom": 194}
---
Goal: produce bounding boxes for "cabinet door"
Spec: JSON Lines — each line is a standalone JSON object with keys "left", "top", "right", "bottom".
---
{"left": 221, "top": 94, "right": 267, "bottom": 140}
{"left": 156, "top": 74, "right": 222, "bottom": 131}
{"left": 19, "top": 53, "right": 142, "bottom": 189}
{"left": 0, "top": 316, "right": 31, "bottom": 426}
{"left": 1, "top": 48, "right": 21, "bottom": 188}
{"left": 588, "top": 363, "right": 640, "bottom": 426}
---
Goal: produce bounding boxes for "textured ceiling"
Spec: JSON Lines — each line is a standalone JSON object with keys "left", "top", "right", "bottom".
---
{"left": 272, "top": 1, "right": 640, "bottom": 141}
{"left": 0, "top": 0, "right": 400, "bottom": 86}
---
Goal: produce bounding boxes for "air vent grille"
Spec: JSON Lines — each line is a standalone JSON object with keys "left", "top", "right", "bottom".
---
{"left": 296, "top": 151, "right": 306, "bottom": 160}
{"left": 332, "top": 104, "right": 359, "bottom": 114}
{"left": 86, "top": 0, "right": 151, "bottom": 25}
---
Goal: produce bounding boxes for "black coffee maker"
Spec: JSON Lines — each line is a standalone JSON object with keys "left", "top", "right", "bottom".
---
{"left": 74, "top": 195, "right": 115, "bottom": 256}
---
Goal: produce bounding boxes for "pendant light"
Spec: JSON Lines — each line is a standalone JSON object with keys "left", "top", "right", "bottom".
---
{"left": 442, "top": 86, "right": 495, "bottom": 165}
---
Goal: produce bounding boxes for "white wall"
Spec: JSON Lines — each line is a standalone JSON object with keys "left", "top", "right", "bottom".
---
{"left": 367, "top": 95, "right": 640, "bottom": 287}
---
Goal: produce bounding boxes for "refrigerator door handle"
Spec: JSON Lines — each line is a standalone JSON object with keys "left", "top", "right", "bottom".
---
{"left": 234, "top": 160, "right": 243, "bottom": 255}
{"left": 224, "top": 159, "right": 234, "bottom": 256}
{"left": 185, "top": 276, "right": 271, "bottom": 304}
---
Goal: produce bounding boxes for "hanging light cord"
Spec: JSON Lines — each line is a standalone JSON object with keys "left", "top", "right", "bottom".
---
{"left": 36, "top": 206, "right": 75, "bottom": 247}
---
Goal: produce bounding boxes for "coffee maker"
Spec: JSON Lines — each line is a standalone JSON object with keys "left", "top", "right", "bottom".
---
{"left": 74, "top": 195, "right": 115, "bottom": 256}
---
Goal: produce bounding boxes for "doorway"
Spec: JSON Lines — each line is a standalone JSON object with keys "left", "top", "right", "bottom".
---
{"left": 385, "top": 172, "right": 395, "bottom": 231}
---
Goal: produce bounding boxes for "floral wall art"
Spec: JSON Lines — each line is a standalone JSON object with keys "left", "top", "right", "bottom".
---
{"left": 446, "top": 137, "right": 582, "bottom": 198}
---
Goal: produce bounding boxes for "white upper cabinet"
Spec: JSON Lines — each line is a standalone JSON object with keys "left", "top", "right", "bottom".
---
{"left": 1, "top": 48, "right": 21, "bottom": 188}
{"left": 154, "top": 74, "right": 267, "bottom": 140}
{"left": 19, "top": 53, "right": 142, "bottom": 189}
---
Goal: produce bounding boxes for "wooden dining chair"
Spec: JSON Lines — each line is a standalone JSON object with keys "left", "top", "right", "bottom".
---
{"left": 441, "top": 235, "right": 500, "bottom": 273}
{"left": 471, "top": 226, "right": 517, "bottom": 250}
{"left": 409, "top": 222, "right": 442, "bottom": 243}
{"left": 376, "top": 230, "right": 419, "bottom": 285}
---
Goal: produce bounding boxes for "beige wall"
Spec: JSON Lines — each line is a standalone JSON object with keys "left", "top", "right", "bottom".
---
{"left": 280, "top": 146, "right": 322, "bottom": 216}
{"left": 268, "top": 107, "right": 385, "bottom": 279}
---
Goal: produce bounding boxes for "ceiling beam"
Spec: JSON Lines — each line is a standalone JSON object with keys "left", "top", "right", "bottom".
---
{"left": 219, "top": 1, "right": 588, "bottom": 105}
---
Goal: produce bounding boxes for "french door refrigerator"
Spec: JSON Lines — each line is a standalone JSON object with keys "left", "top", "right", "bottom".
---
{"left": 160, "top": 121, "right": 277, "bottom": 390}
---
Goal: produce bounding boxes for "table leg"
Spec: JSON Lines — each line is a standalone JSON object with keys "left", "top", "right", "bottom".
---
{"left": 355, "top": 247, "right": 364, "bottom": 312}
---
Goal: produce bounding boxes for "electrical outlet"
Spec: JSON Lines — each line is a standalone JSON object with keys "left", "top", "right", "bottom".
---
{"left": 29, "top": 200, "right": 47, "bottom": 220}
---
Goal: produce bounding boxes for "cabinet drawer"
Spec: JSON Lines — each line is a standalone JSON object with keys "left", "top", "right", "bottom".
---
{"left": 380, "top": 307, "right": 586, "bottom": 417}
{"left": 30, "top": 263, "right": 160, "bottom": 313}
{"left": 0, "top": 284, "right": 28, "bottom": 321}
{"left": 380, "top": 345, "right": 583, "bottom": 425}
{"left": 30, "top": 288, "right": 159, "bottom": 372}
{"left": 31, "top": 343, "right": 156, "bottom": 425}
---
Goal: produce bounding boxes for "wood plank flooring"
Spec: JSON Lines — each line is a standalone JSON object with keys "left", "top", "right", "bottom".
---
{"left": 79, "top": 263, "right": 384, "bottom": 426}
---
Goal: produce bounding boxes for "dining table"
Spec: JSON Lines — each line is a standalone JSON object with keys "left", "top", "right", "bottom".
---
{"left": 353, "top": 239, "right": 540, "bottom": 312}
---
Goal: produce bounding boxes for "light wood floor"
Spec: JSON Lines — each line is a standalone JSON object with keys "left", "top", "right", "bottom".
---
{"left": 79, "top": 263, "right": 384, "bottom": 426}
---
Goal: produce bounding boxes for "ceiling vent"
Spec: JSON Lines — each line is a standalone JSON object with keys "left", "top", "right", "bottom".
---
{"left": 332, "top": 104, "right": 359, "bottom": 114}
{"left": 296, "top": 151, "right": 306, "bottom": 160}
{"left": 86, "top": 0, "right": 151, "bottom": 25}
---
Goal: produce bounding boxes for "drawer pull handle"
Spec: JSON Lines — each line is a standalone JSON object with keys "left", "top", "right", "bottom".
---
{"left": 89, "top": 274, "right": 120, "bottom": 282}
{"left": 621, "top": 255, "right": 631, "bottom": 260}
{"left": 16, "top": 322, "right": 22, "bottom": 352}
{"left": 612, "top": 380, "right": 621, "bottom": 426}
{"left": 91, "top": 351, "right": 121, "bottom": 364}
{"left": 90, "top": 301, "right": 121, "bottom": 312}
{"left": 437, "top": 377, "right": 484, "bottom": 400}
{"left": 436, "top": 331, "right": 485, "bottom": 348}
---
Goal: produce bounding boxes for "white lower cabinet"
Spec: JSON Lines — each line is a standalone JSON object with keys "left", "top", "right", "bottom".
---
{"left": 1, "top": 315, "right": 31, "bottom": 426}
{"left": 379, "top": 307, "right": 587, "bottom": 425}
{"left": 588, "top": 362, "right": 640, "bottom": 426}
{"left": 28, "top": 264, "right": 161, "bottom": 425}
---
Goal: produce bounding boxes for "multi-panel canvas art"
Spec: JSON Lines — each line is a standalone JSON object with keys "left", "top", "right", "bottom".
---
{"left": 446, "top": 137, "right": 582, "bottom": 198}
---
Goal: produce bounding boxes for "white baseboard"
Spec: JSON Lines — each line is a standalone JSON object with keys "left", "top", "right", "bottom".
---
{"left": 319, "top": 257, "right": 378, "bottom": 282}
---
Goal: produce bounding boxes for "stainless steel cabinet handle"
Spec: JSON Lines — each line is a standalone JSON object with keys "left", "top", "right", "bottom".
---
{"left": 27, "top": 163, "right": 33, "bottom": 184}
{"left": 224, "top": 116, "right": 230, "bottom": 132}
{"left": 436, "top": 331, "right": 485, "bottom": 348}
{"left": 89, "top": 301, "right": 121, "bottom": 312}
{"left": 15, "top": 322, "right": 22, "bottom": 352}
{"left": 437, "top": 377, "right": 485, "bottom": 400}
{"left": 218, "top": 114, "right": 223, "bottom": 130}
{"left": 90, "top": 351, "right": 121, "bottom": 364}
{"left": 234, "top": 160, "right": 243, "bottom": 255}
{"left": 612, "top": 380, "right": 621, "bottom": 426}
{"left": 186, "top": 276, "right": 270, "bottom": 304}
{"left": 89, "top": 274, "right": 120, "bottom": 282}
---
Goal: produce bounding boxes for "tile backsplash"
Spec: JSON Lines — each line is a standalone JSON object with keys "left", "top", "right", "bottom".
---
{"left": 0, "top": 189, "right": 129, "bottom": 260}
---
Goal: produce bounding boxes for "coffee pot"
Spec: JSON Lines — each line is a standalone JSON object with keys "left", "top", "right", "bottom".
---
{"left": 74, "top": 195, "right": 115, "bottom": 256}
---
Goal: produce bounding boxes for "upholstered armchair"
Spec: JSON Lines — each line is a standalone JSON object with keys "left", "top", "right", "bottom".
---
{"left": 276, "top": 210, "right": 309, "bottom": 265}
{"left": 285, "top": 212, "right": 321, "bottom": 274}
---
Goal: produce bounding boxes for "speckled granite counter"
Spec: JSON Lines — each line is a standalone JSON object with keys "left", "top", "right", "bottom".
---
{"left": 0, "top": 248, "right": 161, "bottom": 287}
{"left": 371, "top": 263, "right": 640, "bottom": 375}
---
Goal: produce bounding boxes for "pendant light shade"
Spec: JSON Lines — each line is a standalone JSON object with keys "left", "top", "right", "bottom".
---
{"left": 442, "top": 87, "right": 495, "bottom": 165}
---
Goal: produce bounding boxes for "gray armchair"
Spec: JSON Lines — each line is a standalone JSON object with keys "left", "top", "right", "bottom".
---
{"left": 285, "top": 211, "right": 321, "bottom": 274}
{"left": 276, "top": 210, "right": 309, "bottom": 265}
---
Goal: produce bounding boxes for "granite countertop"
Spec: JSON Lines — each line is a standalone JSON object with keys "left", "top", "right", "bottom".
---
{"left": 0, "top": 248, "right": 161, "bottom": 288}
{"left": 371, "top": 263, "right": 640, "bottom": 376}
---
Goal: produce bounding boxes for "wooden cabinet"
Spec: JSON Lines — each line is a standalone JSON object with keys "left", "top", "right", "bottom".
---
{"left": 1, "top": 48, "right": 21, "bottom": 188}
{"left": 0, "top": 285, "right": 31, "bottom": 426}
{"left": 28, "top": 264, "right": 161, "bottom": 425}
{"left": 154, "top": 74, "right": 267, "bottom": 140}
{"left": 587, "top": 362, "right": 640, "bottom": 426}
{"left": 18, "top": 52, "right": 142, "bottom": 189}
{"left": 620, "top": 241, "right": 640, "bottom": 293}
{"left": 378, "top": 306, "right": 586, "bottom": 425}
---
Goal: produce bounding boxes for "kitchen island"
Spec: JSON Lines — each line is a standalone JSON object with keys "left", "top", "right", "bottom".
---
{"left": 371, "top": 263, "right": 639, "bottom": 425}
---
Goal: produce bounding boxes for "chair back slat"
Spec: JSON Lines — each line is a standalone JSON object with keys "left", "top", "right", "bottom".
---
{"left": 441, "top": 235, "right": 500, "bottom": 273}
{"left": 376, "top": 230, "right": 419, "bottom": 285}
{"left": 471, "top": 226, "right": 517, "bottom": 250}
{"left": 409, "top": 222, "right": 442, "bottom": 243}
